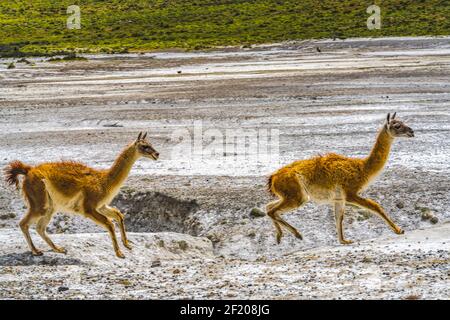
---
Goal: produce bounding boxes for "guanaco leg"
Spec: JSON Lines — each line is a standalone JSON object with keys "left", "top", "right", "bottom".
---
{"left": 346, "top": 194, "right": 404, "bottom": 234}
{"left": 334, "top": 201, "right": 353, "bottom": 244}
{"left": 267, "top": 197, "right": 304, "bottom": 243}
{"left": 266, "top": 174, "right": 306, "bottom": 243}
{"left": 85, "top": 208, "right": 125, "bottom": 258}
{"left": 266, "top": 200, "right": 283, "bottom": 243}
{"left": 19, "top": 212, "right": 42, "bottom": 256}
{"left": 99, "top": 205, "right": 132, "bottom": 250}
{"left": 19, "top": 177, "right": 49, "bottom": 256}
{"left": 36, "top": 210, "right": 66, "bottom": 254}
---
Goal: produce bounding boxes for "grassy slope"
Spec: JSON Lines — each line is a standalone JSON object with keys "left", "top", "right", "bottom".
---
{"left": 0, "top": 0, "right": 449, "bottom": 56}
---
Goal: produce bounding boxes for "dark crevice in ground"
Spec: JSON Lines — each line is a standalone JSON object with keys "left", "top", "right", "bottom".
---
{"left": 113, "top": 191, "right": 200, "bottom": 235}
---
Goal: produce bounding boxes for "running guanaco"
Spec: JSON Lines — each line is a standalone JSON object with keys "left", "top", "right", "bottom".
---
{"left": 4, "top": 132, "right": 159, "bottom": 258}
{"left": 265, "top": 113, "right": 414, "bottom": 244}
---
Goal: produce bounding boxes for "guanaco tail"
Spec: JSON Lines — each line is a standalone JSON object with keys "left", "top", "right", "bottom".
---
{"left": 3, "top": 132, "right": 159, "bottom": 258}
{"left": 264, "top": 113, "right": 414, "bottom": 244}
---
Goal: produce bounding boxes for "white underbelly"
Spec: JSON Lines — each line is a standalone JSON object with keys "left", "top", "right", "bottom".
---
{"left": 42, "top": 178, "right": 121, "bottom": 214}
{"left": 42, "top": 179, "right": 85, "bottom": 214}
{"left": 304, "top": 185, "right": 344, "bottom": 204}
{"left": 53, "top": 193, "right": 84, "bottom": 214}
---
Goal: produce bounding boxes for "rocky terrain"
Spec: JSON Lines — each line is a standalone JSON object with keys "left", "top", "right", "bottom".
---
{"left": 0, "top": 224, "right": 448, "bottom": 299}
{"left": 0, "top": 37, "right": 449, "bottom": 299}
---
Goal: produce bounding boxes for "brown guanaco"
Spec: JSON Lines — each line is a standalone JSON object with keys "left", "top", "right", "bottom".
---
{"left": 265, "top": 113, "right": 414, "bottom": 244}
{"left": 4, "top": 132, "right": 159, "bottom": 258}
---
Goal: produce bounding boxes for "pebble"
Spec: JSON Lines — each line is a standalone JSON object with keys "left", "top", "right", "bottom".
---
{"left": 395, "top": 201, "right": 405, "bottom": 209}
{"left": 151, "top": 260, "right": 161, "bottom": 268}
{"left": 249, "top": 208, "right": 266, "bottom": 218}
{"left": 421, "top": 210, "right": 433, "bottom": 220}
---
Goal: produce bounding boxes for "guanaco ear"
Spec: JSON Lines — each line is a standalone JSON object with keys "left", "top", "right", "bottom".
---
{"left": 386, "top": 113, "right": 391, "bottom": 123}
{"left": 142, "top": 132, "right": 147, "bottom": 140}
{"left": 392, "top": 112, "right": 397, "bottom": 120}
{"left": 137, "top": 132, "right": 142, "bottom": 141}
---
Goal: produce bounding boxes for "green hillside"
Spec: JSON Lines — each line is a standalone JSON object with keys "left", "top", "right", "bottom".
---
{"left": 0, "top": 0, "right": 449, "bottom": 57}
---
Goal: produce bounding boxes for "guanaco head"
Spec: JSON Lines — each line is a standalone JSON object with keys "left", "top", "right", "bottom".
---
{"left": 385, "top": 113, "right": 414, "bottom": 138}
{"left": 134, "top": 132, "right": 159, "bottom": 160}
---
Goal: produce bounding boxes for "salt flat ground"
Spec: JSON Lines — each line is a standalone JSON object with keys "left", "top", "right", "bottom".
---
{"left": 0, "top": 37, "right": 449, "bottom": 299}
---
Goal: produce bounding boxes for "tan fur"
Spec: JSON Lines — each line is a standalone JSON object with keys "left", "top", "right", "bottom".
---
{"left": 3, "top": 132, "right": 159, "bottom": 258}
{"left": 265, "top": 113, "right": 414, "bottom": 244}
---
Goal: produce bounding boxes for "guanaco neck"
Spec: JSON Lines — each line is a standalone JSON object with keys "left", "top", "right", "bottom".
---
{"left": 364, "top": 125, "right": 394, "bottom": 177}
{"left": 106, "top": 144, "right": 138, "bottom": 190}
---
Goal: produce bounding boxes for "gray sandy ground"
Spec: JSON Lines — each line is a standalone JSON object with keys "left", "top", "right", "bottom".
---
{"left": 0, "top": 37, "right": 449, "bottom": 299}
{"left": 0, "top": 224, "right": 448, "bottom": 299}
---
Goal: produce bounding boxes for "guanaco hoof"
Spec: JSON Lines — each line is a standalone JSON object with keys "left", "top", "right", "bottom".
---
{"left": 54, "top": 247, "right": 67, "bottom": 254}
{"left": 295, "top": 233, "right": 303, "bottom": 240}
{"left": 32, "top": 250, "right": 43, "bottom": 256}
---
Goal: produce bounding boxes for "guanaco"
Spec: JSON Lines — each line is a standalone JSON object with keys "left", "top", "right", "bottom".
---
{"left": 4, "top": 132, "right": 159, "bottom": 258}
{"left": 265, "top": 113, "right": 414, "bottom": 244}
